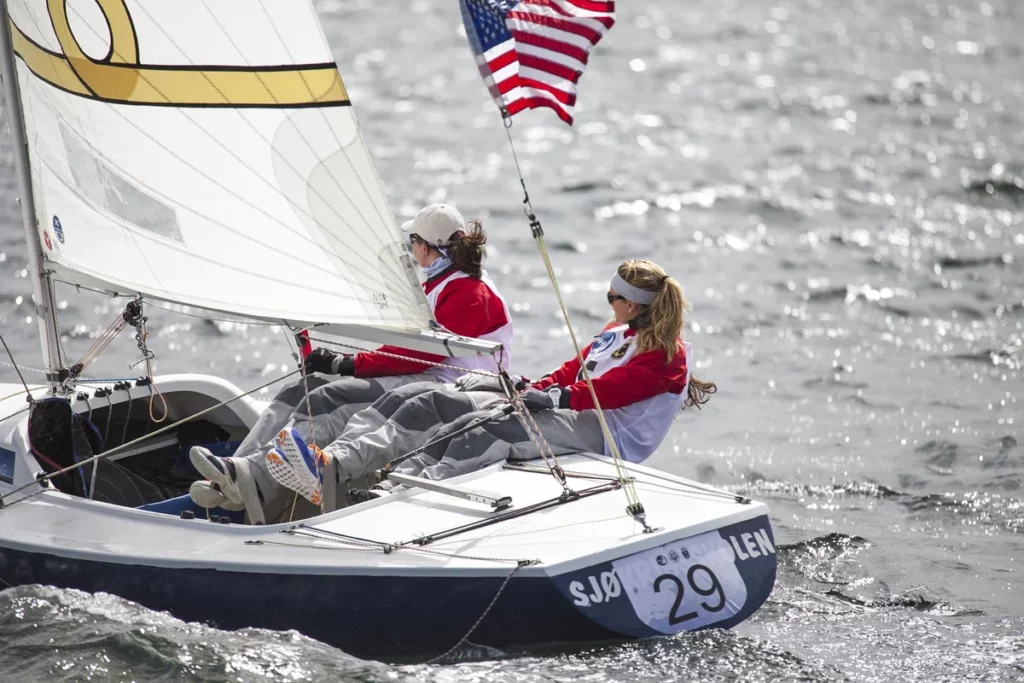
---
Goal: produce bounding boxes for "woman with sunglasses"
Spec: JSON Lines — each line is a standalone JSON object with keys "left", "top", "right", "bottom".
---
{"left": 259, "top": 258, "right": 716, "bottom": 512}
{"left": 187, "top": 203, "right": 514, "bottom": 521}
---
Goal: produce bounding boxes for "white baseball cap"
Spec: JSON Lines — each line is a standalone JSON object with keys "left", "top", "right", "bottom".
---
{"left": 401, "top": 204, "right": 466, "bottom": 248}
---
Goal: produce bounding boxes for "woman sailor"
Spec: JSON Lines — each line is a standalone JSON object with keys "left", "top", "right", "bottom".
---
{"left": 188, "top": 203, "right": 514, "bottom": 521}
{"left": 262, "top": 259, "right": 716, "bottom": 511}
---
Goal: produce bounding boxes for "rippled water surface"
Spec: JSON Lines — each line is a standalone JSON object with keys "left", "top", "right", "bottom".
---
{"left": 1, "top": 0, "right": 1023, "bottom": 680}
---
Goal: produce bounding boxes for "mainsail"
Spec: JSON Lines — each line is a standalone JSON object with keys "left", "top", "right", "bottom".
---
{"left": 4, "top": 0, "right": 430, "bottom": 333}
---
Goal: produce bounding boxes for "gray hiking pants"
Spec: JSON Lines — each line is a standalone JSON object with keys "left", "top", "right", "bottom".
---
{"left": 318, "top": 383, "right": 604, "bottom": 504}
{"left": 234, "top": 372, "right": 439, "bottom": 510}
{"left": 245, "top": 382, "right": 604, "bottom": 515}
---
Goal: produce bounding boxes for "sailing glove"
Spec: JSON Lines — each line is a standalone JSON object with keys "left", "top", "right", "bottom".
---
{"left": 303, "top": 348, "right": 355, "bottom": 376}
{"left": 519, "top": 386, "right": 572, "bottom": 411}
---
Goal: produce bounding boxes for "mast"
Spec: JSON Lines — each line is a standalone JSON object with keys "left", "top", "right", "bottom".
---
{"left": 0, "top": 3, "right": 65, "bottom": 391}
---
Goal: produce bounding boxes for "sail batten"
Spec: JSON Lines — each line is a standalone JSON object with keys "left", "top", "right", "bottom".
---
{"left": 7, "top": 0, "right": 431, "bottom": 333}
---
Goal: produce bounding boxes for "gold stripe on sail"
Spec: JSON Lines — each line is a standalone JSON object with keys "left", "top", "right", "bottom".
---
{"left": 9, "top": 0, "right": 349, "bottom": 108}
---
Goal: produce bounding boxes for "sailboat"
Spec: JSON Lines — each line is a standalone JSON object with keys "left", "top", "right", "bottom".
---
{"left": 0, "top": 0, "right": 777, "bottom": 661}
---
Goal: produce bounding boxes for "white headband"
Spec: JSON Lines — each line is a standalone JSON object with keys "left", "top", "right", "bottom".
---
{"left": 610, "top": 272, "right": 659, "bottom": 305}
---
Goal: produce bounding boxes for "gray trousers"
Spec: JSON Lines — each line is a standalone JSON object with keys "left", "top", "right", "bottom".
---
{"left": 234, "top": 373, "right": 439, "bottom": 511}
{"left": 388, "top": 395, "right": 605, "bottom": 481}
{"left": 317, "top": 384, "right": 603, "bottom": 507}
{"left": 245, "top": 382, "right": 604, "bottom": 516}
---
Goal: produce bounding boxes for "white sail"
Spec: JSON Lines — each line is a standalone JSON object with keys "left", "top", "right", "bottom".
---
{"left": 5, "top": 0, "right": 430, "bottom": 332}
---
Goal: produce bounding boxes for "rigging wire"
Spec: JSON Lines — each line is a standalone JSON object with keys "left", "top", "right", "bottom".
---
{"left": 501, "top": 115, "right": 652, "bottom": 532}
{"left": 0, "top": 332, "right": 34, "bottom": 404}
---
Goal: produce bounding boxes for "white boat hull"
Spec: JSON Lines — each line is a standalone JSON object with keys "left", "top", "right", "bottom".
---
{"left": 0, "top": 376, "right": 776, "bottom": 659}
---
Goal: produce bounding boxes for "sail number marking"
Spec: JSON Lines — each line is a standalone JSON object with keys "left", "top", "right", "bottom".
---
{"left": 653, "top": 564, "right": 726, "bottom": 625}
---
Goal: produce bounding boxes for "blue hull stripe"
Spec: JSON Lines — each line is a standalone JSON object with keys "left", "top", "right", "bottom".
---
{"left": 0, "top": 546, "right": 613, "bottom": 660}
{"left": 0, "top": 515, "right": 777, "bottom": 659}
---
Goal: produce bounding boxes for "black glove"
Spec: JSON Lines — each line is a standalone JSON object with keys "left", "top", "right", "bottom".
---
{"left": 519, "top": 386, "right": 572, "bottom": 411}
{"left": 302, "top": 348, "right": 355, "bottom": 376}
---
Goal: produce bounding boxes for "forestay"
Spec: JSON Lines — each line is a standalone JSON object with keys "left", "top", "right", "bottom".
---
{"left": 6, "top": 0, "right": 429, "bottom": 331}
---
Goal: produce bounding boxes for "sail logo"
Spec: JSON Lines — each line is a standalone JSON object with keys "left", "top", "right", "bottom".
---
{"left": 52, "top": 216, "right": 64, "bottom": 243}
{"left": 9, "top": 2, "right": 350, "bottom": 109}
{"left": 727, "top": 529, "right": 775, "bottom": 561}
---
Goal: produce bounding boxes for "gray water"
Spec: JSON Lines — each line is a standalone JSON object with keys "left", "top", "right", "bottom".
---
{"left": 1, "top": 0, "right": 1022, "bottom": 680}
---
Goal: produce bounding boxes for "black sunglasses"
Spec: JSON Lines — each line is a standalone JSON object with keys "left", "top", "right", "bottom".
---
{"left": 607, "top": 293, "right": 627, "bottom": 304}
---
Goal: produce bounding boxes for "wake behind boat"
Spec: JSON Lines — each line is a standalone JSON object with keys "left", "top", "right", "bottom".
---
{"left": 0, "top": 0, "right": 776, "bottom": 661}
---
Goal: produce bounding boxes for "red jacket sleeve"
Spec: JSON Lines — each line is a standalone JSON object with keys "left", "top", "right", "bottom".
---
{"left": 353, "top": 345, "right": 446, "bottom": 378}
{"left": 354, "top": 276, "right": 510, "bottom": 378}
{"left": 565, "top": 344, "right": 688, "bottom": 411}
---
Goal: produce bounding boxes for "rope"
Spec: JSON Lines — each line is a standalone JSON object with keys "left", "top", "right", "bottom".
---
{"left": 101, "top": 391, "right": 113, "bottom": 448}
{"left": 299, "top": 333, "right": 569, "bottom": 493}
{"left": 0, "top": 368, "right": 302, "bottom": 508}
{"left": 0, "top": 332, "right": 33, "bottom": 403}
{"left": 132, "top": 317, "right": 168, "bottom": 424}
{"left": 0, "top": 359, "right": 47, "bottom": 376}
{"left": 119, "top": 385, "right": 132, "bottom": 448}
{"left": 502, "top": 382, "right": 573, "bottom": 495}
{"left": 303, "top": 333, "right": 505, "bottom": 380}
{"left": 299, "top": 364, "right": 322, "bottom": 519}
{"left": 502, "top": 118, "right": 648, "bottom": 530}
{"left": 425, "top": 560, "right": 528, "bottom": 664}
{"left": 71, "top": 312, "right": 128, "bottom": 378}
{"left": 207, "top": 529, "right": 536, "bottom": 662}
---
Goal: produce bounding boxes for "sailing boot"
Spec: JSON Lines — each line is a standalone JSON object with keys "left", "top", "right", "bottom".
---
{"left": 189, "top": 448, "right": 266, "bottom": 524}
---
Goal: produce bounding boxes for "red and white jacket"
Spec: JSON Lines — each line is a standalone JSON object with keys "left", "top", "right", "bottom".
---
{"left": 533, "top": 323, "right": 689, "bottom": 463}
{"left": 354, "top": 267, "right": 513, "bottom": 382}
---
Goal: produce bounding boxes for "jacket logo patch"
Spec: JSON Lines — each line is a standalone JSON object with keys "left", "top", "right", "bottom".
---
{"left": 590, "top": 331, "right": 617, "bottom": 354}
{"left": 611, "top": 343, "right": 631, "bottom": 359}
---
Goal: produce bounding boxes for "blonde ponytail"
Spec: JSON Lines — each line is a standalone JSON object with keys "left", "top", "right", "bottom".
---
{"left": 616, "top": 259, "right": 717, "bottom": 409}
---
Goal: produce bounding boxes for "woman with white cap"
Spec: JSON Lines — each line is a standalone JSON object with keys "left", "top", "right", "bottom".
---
{"left": 187, "top": 204, "right": 514, "bottom": 521}
{"left": 264, "top": 258, "right": 717, "bottom": 510}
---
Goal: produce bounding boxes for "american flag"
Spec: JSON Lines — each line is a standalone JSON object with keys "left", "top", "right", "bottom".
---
{"left": 460, "top": 0, "right": 615, "bottom": 125}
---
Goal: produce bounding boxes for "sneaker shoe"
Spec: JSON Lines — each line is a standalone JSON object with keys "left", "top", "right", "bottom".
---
{"left": 189, "top": 480, "right": 245, "bottom": 511}
{"left": 189, "top": 447, "right": 244, "bottom": 506}
{"left": 267, "top": 428, "right": 327, "bottom": 506}
{"left": 189, "top": 448, "right": 265, "bottom": 525}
